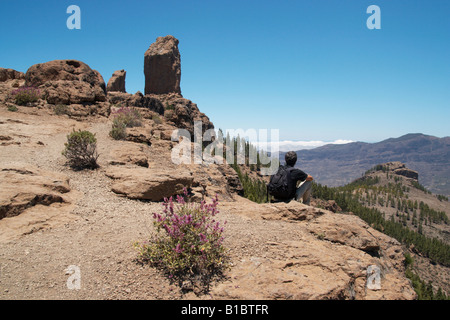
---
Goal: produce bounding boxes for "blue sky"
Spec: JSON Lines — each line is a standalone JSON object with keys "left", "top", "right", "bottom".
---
{"left": 1, "top": 0, "right": 449, "bottom": 146}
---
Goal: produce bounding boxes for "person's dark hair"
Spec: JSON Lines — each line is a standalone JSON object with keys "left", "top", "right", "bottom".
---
{"left": 285, "top": 151, "right": 297, "bottom": 166}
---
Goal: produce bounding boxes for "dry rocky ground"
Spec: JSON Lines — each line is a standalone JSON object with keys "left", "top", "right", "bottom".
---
{"left": 0, "top": 103, "right": 416, "bottom": 300}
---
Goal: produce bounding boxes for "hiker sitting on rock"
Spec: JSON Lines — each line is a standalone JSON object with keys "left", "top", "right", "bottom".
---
{"left": 268, "top": 151, "right": 313, "bottom": 204}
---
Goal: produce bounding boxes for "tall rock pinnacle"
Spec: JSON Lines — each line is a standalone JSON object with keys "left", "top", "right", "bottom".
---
{"left": 144, "top": 35, "right": 181, "bottom": 95}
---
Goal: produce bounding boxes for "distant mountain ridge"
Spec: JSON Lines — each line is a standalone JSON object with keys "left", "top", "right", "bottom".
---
{"left": 279, "top": 133, "right": 450, "bottom": 196}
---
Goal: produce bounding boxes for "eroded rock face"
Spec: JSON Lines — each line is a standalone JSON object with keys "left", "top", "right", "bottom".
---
{"left": 107, "top": 91, "right": 214, "bottom": 140}
{"left": 144, "top": 35, "right": 181, "bottom": 95}
{"left": 385, "top": 162, "right": 419, "bottom": 180}
{"left": 0, "top": 165, "right": 71, "bottom": 220}
{"left": 25, "top": 60, "right": 106, "bottom": 105}
{"left": 0, "top": 68, "right": 25, "bottom": 82}
{"left": 0, "top": 164, "right": 79, "bottom": 243}
{"left": 107, "top": 91, "right": 164, "bottom": 114}
{"left": 107, "top": 70, "right": 126, "bottom": 93}
{"left": 156, "top": 93, "right": 214, "bottom": 138}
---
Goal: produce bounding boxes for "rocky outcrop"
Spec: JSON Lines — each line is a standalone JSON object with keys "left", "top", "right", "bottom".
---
{"left": 108, "top": 92, "right": 214, "bottom": 139}
{"left": 0, "top": 68, "right": 25, "bottom": 82}
{"left": 108, "top": 91, "right": 164, "bottom": 114}
{"left": 0, "top": 164, "right": 79, "bottom": 243}
{"left": 107, "top": 70, "right": 126, "bottom": 93}
{"left": 0, "top": 165, "right": 71, "bottom": 220}
{"left": 385, "top": 162, "right": 419, "bottom": 180}
{"left": 157, "top": 93, "right": 214, "bottom": 137}
{"left": 214, "top": 198, "right": 417, "bottom": 300}
{"left": 107, "top": 143, "right": 149, "bottom": 168}
{"left": 105, "top": 166, "right": 194, "bottom": 201}
{"left": 25, "top": 60, "right": 106, "bottom": 105}
{"left": 144, "top": 35, "right": 181, "bottom": 95}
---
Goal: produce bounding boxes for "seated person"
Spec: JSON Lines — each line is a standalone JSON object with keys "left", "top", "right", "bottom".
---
{"left": 269, "top": 151, "right": 313, "bottom": 204}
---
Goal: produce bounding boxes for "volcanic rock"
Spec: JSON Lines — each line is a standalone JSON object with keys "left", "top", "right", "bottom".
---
{"left": 107, "top": 69, "right": 126, "bottom": 93}
{"left": 25, "top": 60, "right": 106, "bottom": 105}
{"left": 105, "top": 166, "right": 194, "bottom": 201}
{"left": 108, "top": 91, "right": 164, "bottom": 114}
{"left": 144, "top": 35, "right": 181, "bottom": 95}
{"left": 213, "top": 197, "right": 416, "bottom": 300}
{"left": 385, "top": 162, "right": 419, "bottom": 180}
{"left": 0, "top": 68, "right": 25, "bottom": 82}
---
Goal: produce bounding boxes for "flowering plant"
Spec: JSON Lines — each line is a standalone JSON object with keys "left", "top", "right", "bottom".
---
{"left": 111, "top": 106, "right": 142, "bottom": 128}
{"left": 109, "top": 106, "right": 142, "bottom": 140}
{"left": 134, "top": 188, "right": 229, "bottom": 285}
{"left": 10, "top": 86, "right": 41, "bottom": 106}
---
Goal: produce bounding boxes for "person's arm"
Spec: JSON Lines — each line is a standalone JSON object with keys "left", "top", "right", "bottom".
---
{"left": 291, "top": 168, "right": 311, "bottom": 182}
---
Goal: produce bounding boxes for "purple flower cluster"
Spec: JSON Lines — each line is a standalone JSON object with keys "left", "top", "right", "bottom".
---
{"left": 152, "top": 188, "right": 226, "bottom": 258}
{"left": 11, "top": 86, "right": 41, "bottom": 96}
{"left": 134, "top": 187, "right": 230, "bottom": 280}
{"left": 111, "top": 106, "right": 142, "bottom": 128}
{"left": 10, "top": 86, "right": 41, "bottom": 105}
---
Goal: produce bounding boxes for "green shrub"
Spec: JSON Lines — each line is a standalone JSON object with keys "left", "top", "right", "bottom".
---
{"left": 165, "top": 102, "right": 175, "bottom": 110}
{"left": 109, "top": 107, "right": 142, "bottom": 140}
{"left": 62, "top": 130, "right": 99, "bottom": 170}
{"left": 134, "top": 190, "right": 229, "bottom": 288}
{"left": 7, "top": 104, "right": 18, "bottom": 112}
{"left": 11, "top": 86, "right": 41, "bottom": 106}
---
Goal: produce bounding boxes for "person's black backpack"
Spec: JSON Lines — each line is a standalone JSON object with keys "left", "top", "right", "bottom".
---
{"left": 268, "top": 165, "right": 292, "bottom": 200}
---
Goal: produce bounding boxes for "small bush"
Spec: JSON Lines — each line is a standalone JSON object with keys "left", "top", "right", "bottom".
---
{"left": 11, "top": 86, "right": 41, "bottom": 106}
{"left": 165, "top": 102, "right": 175, "bottom": 110}
{"left": 109, "top": 118, "right": 127, "bottom": 140}
{"left": 134, "top": 190, "right": 229, "bottom": 289}
{"left": 111, "top": 107, "right": 142, "bottom": 128}
{"left": 109, "top": 107, "right": 142, "bottom": 140}
{"left": 7, "top": 104, "right": 18, "bottom": 112}
{"left": 62, "top": 130, "right": 99, "bottom": 170}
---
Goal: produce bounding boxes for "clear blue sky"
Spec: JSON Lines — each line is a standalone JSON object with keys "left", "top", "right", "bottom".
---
{"left": 1, "top": 0, "right": 449, "bottom": 144}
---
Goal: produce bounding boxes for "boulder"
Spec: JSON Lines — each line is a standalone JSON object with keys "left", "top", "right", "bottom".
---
{"left": 144, "top": 35, "right": 181, "bottom": 95}
{"left": 221, "top": 197, "right": 326, "bottom": 221}
{"left": 107, "top": 69, "right": 126, "bottom": 93}
{"left": 25, "top": 60, "right": 106, "bottom": 104}
{"left": 107, "top": 143, "right": 149, "bottom": 168}
{"left": 105, "top": 166, "right": 194, "bottom": 201}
